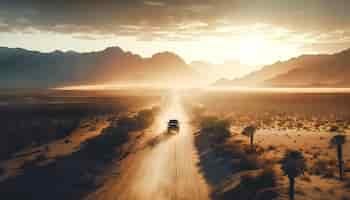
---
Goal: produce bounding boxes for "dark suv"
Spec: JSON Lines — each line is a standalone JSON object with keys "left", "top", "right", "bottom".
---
{"left": 168, "top": 119, "right": 179, "bottom": 132}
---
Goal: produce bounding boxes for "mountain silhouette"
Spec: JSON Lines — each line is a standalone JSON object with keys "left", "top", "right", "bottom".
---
{"left": 0, "top": 47, "right": 199, "bottom": 88}
{"left": 215, "top": 48, "right": 350, "bottom": 87}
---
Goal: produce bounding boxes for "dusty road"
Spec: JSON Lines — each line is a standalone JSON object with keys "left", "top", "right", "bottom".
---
{"left": 87, "top": 94, "right": 210, "bottom": 200}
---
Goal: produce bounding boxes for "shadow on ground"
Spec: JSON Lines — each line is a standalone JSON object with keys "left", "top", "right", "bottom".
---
{"left": 0, "top": 125, "right": 131, "bottom": 200}
{"left": 194, "top": 130, "right": 279, "bottom": 200}
{"left": 0, "top": 107, "right": 159, "bottom": 200}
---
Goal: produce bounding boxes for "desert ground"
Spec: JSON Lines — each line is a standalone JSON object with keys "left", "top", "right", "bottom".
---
{"left": 184, "top": 90, "right": 350, "bottom": 200}
{"left": 0, "top": 89, "right": 349, "bottom": 200}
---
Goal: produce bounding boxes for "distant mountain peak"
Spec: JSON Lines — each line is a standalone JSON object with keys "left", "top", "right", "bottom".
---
{"left": 152, "top": 51, "right": 182, "bottom": 59}
{"left": 215, "top": 47, "right": 350, "bottom": 87}
{"left": 150, "top": 51, "right": 187, "bottom": 65}
{"left": 51, "top": 50, "right": 64, "bottom": 54}
{"left": 338, "top": 48, "right": 350, "bottom": 55}
{"left": 102, "top": 46, "right": 124, "bottom": 54}
{"left": 0, "top": 46, "right": 199, "bottom": 88}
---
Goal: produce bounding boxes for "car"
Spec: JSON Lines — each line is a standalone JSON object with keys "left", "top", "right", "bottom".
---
{"left": 168, "top": 119, "right": 179, "bottom": 132}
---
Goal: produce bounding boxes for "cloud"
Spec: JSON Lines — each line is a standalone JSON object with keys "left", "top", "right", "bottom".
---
{"left": 144, "top": 1, "right": 166, "bottom": 7}
{"left": 0, "top": 0, "right": 350, "bottom": 52}
{"left": 299, "top": 29, "right": 350, "bottom": 53}
{"left": 0, "top": 1, "right": 346, "bottom": 33}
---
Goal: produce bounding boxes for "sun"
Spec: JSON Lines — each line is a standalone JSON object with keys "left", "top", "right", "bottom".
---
{"left": 238, "top": 34, "right": 270, "bottom": 65}
{"left": 237, "top": 33, "right": 301, "bottom": 66}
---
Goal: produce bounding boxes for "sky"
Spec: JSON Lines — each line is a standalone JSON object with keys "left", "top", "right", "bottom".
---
{"left": 1, "top": 0, "right": 350, "bottom": 68}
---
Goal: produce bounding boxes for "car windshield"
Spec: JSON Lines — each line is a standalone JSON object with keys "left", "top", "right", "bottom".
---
{"left": 169, "top": 120, "right": 178, "bottom": 123}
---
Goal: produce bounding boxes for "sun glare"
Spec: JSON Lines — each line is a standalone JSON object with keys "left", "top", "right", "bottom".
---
{"left": 237, "top": 33, "right": 300, "bottom": 66}
{"left": 238, "top": 34, "right": 270, "bottom": 65}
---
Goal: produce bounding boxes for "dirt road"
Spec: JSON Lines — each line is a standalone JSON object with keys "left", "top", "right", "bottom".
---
{"left": 87, "top": 94, "right": 210, "bottom": 200}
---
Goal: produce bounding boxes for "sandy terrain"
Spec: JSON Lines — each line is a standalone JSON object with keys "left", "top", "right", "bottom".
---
{"left": 230, "top": 127, "right": 350, "bottom": 200}
{"left": 1, "top": 90, "right": 349, "bottom": 200}
{"left": 0, "top": 117, "right": 110, "bottom": 182}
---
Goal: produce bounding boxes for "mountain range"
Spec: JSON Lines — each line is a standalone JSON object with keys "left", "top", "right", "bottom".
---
{"left": 0, "top": 46, "right": 199, "bottom": 88}
{"left": 1, "top": 46, "right": 350, "bottom": 89}
{"left": 215, "top": 48, "right": 350, "bottom": 87}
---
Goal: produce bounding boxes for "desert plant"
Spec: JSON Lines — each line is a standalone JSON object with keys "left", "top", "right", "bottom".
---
{"left": 240, "top": 167, "right": 277, "bottom": 190}
{"left": 281, "top": 150, "right": 306, "bottom": 200}
{"left": 310, "top": 159, "right": 336, "bottom": 178}
{"left": 239, "top": 154, "right": 261, "bottom": 170}
{"left": 242, "top": 125, "right": 256, "bottom": 150}
{"left": 82, "top": 108, "right": 159, "bottom": 160}
{"left": 330, "top": 134, "right": 346, "bottom": 180}
{"left": 200, "top": 116, "right": 231, "bottom": 143}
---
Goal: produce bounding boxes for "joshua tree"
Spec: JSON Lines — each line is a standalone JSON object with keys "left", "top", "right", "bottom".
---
{"left": 281, "top": 150, "right": 306, "bottom": 200}
{"left": 330, "top": 134, "right": 346, "bottom": 180}
{"left": 242, "top": 125, "right": 256, "bottom": 150}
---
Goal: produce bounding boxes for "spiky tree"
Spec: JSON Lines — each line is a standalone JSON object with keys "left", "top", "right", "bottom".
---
{"left": 242, "top": 125, "right": 256, "bottom": 150}
{"left": 330, "top": 134, "right": 346, "bottom": 180}
{"left": 281, "top": 150, "right": 306, "bottom": 200}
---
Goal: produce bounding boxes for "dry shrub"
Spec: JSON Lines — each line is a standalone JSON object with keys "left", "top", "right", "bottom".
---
{"left": 239, "top": 154, "right": 261, "bottom": 170}
{"left": 241, "top": 143, "right": 266, "bottom": 155}
{"left": 240, "top": 168, "right": 277, "bottom": 191}
{"left": 255, "top": 146, "right": 266, "bottom": 155}
{"left": 300, "top": 174, "right": 312, "bottom": 182}
{"left": 216, "top": 168, "right": 279, "bottom": 200}
{"left": 313, "top": 186, "right": 322, "bottom": 192}
{"left": 267, "top": 145, "right": 277, "bottom": 151}
{"left": 118, "top": 107, "right": 159, "bottom": 131}
{"left": 310, "top": 159, "right": 336, "bottom": 178}
{"left": 199, "top": 115, "right": 231, "bottom": 143}
{"left": 233, "top": 139, "right": 244, "bottom": 144}
{"left": 82, "top": 107, "right": 159, "bottom": 160}
{"left": 295, "top": 189, "right": 306, "bottom": 196}
{"left": 328, "top": 188, "right": 335, "bottom": 195}
{"left": 255, "top": 188, "right": 279, "bottom": 200}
